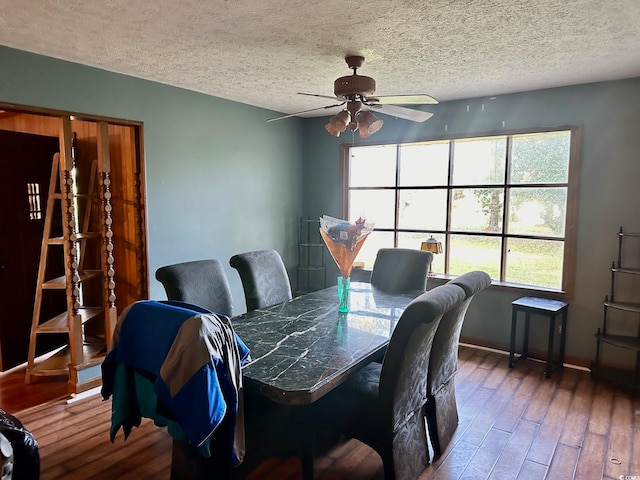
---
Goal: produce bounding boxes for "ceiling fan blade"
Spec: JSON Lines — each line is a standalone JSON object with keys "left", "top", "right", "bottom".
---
{"left": 267, "top": 102, "right": 345, "bottom": 122}
{"left": 369, "top": 94, "right": 439, "bottom": 105}
{"left": 297, "top": 92, "right": 340, "bottom": 101}
{"left": 372, "top": 104, "right": 434, "bottom": 123}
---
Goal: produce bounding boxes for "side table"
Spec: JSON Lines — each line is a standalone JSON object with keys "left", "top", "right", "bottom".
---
{"left": 509, "top": 296, "right": 569, "bottom": 378}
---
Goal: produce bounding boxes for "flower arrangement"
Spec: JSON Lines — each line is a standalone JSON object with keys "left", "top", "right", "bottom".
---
{"left": 319, "top": 215, "right": 373, "bottom": 312}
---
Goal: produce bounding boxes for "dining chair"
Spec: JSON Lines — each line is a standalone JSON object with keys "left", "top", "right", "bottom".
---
{"left": 370, "top": 248, "right": 433, "bottom": 293}
{"left": 155, "top": 259, "right": 234, "bottom": 318}
{"left": 321, "top": 283, "right": 466, "bottom": 480}
{"left": 101, "top": 300, "right": 250, "bottom": 478}
{"left": 229, "top": 249, "right": 292, "bottom": 312}
{"left": 426, "top": 271, "right": 491, "bottom": 456}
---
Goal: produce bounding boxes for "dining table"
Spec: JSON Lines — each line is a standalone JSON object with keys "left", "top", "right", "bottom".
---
{"left": 229, "top": 281, "right": 423, "bottom": 479}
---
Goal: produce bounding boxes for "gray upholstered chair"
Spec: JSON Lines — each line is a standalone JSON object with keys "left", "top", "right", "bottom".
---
{"left": 322, "top": 283, "right": 466, "bottom": 480}
{"left": 155, "top": 259, "right": 234, "bottom": 317}
{"left": 229, "top": 249, "right": 292, "bottom": 312}
{"left": 425, "top": 270, "right": 491, "bottom": 456}
{"left": 370, "top": 248, "right": 433, "bottom": 293}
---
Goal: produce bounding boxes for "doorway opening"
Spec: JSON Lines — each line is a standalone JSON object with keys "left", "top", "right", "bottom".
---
{"left": 0, "top": 104, "right": 148, "bottom": 388}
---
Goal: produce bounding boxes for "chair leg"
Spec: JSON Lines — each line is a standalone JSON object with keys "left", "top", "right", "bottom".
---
{"left": 426, "top": 380, "right": 458, "bottom": 457}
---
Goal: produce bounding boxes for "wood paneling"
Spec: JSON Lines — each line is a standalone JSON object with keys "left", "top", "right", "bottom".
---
{"left": 107, "top": 123, "right": 148, "bottom": 309}
{"left": 0, "top": 112, "right": 58, "bottom": 137}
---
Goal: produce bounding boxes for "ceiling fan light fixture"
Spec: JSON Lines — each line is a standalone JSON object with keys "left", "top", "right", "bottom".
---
{"left": 325, "top": 110, "right": 351, "bottom": 137}
{"left": 357, "top": 111, "right": 383, "bottom": 138}
{"left": 325, "top": 122, "right": 342, "bottom": 137}
{"left": 270, "top": 56, "right": 438, "bottom": 129}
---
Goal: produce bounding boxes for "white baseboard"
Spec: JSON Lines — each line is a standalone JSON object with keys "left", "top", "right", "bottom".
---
{"left": 67, "top": 386, "right": 101, "bottom": 404}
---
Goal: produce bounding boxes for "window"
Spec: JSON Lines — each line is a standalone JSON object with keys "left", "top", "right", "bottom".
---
{"left": 341, "top": 128, "right": 579, "bottom": 294}
{"left": 27, "top": 182, "right": 42, "bottom": 220}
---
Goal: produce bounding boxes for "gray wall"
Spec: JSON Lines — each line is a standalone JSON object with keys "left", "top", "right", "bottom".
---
{"left": 0, "top": 46, "right": 304, "bottom": 315}
{"left": 302, "top": 78, "right": 640, "bottom": 365}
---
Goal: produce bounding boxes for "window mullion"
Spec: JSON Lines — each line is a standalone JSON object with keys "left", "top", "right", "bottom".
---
{"left": 500, "top": 136, "right": 512, "bottom": 283}
{"left": 394, "top": 144, "right": 401, "bottom": 247}
{"left": 445, "top": 140, "right": 454, "bottom": 275}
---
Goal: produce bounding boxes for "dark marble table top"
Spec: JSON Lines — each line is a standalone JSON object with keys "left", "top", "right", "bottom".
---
{"left": 231, "top": 282, "right": 421, "bottom": 405}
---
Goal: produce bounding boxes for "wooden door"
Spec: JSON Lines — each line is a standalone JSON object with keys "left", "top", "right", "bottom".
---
{"left": 0, "top": 130, "right": 62, "bottom": 370}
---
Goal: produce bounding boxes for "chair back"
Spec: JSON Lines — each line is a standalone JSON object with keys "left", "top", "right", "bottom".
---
{"left": 229, "top": 249, "right": 292, "bottom": 311}
{"left": 429, "top": 271, "right": 491, "bottom": 392}
{"left": 102, "top": 300, "right": 249, "bottom": 470}
{"left": 155, "top": 259, "right": 234, "bottom": 317}
{"left": 378, "top": 283, "right": 466, "bottom": 434}
{"left": 370, "top": 248, "right": 433, "bottom": 293}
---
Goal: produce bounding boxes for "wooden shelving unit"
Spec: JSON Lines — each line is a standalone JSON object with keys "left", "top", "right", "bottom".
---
{"left": 25, "top": 119, "right": 117, "bottom": 393}
{"left": 592, "top": 226, "right": 640, "bottom": 390}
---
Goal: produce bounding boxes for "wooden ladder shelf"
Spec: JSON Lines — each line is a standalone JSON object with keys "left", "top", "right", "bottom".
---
{"left": 25, "top": 120, "right": 117, "bottom": 393}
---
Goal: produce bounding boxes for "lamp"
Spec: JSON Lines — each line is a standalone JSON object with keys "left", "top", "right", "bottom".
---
{"left": 325, "top": 110, "right": 351, "bottom": 137}
{"left": 325, "top": 102, "right": 384, "bottom": 139}
{"left": 421, "top": 235, "right": 442, "bottom": 276}
{"left": 357, "top": 111, "right": 383, "bottom": 138}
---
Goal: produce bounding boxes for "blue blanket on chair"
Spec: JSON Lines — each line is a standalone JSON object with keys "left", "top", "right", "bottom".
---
{"left": 101, "top": 300, "right": 250, "bottom": 464}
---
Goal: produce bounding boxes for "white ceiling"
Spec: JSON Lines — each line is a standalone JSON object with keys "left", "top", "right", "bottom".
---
{"left": 1, "top": 0, "right": 639, "bottom": 118}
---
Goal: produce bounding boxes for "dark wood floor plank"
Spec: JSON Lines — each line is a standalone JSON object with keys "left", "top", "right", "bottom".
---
{"left": 631, "top": 421, "right": 640, "bottom": 478}
{"left": 0, "top": 375, "right": 68, "bottom": 413}
{"left": 559, "top": 376, "right": 593, "bottom": 448}
{"left": 604, "top": 394, "right": 633, "bottom": 480}
{"left": 546, "top": 443, "right": 579, "bottom": 480}
{"left": 455, "top": 358, "right": 486, "bottom": 395}
{"left": 481, "top": 357, "right": 511, "bottom": 390}
{"left": 457, "top": 345, "right": 476, "bottom": 362}
{"left": 555, "top": 367, "right": 582, "bottom": 391}
{"left": 487, "top": 419, "right": 538, "bottom": 480}
{"left": 491, "top": 374, "right": 538, "bottom": 434}
{"left": 316, "top": 439, "right": 382, "bottom": 480}
{"left": 522, "top": 375, "right": 557, "bottom": 424}
{"left": 633, "top": 395, "right": 640, "bottom": 430}
{"left": 526, "top": 387, "right": 572, "bottom": 466}
{"left": 460, "top": 387, "right": 506, "bottom": 447}
{"left": 313, "top": 437, "right": 358, "bottom": 476}
{"left": 587, "top": 383, "right": 614, "bottom": 436}
{"left": 422, "top": 440, "right": 478, "bottom": 480}
{"left": 478, "top": 351, "right": 504, "bottom": 371}
{"left": 574, "top": 432, "right": 607, "bottom": 480}
{"left": 515, "top": 459, "right": 547, "bottom": 480}
{"left": 457, "top": 428, "right": 510, "bottom": 480}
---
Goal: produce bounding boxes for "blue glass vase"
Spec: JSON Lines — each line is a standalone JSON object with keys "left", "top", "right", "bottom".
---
{"left": 337, "top": 276, "right": 351, "bottom": 313}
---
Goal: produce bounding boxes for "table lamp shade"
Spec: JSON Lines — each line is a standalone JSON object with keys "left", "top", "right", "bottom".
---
{"left": 421, "top": 236, "right": 443, "bottom": 254}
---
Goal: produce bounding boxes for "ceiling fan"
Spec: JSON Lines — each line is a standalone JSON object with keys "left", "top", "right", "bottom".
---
{"left": 267, "top": 55, "right": 438, "bottom": 138}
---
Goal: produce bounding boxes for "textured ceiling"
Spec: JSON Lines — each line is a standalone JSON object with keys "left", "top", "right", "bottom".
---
{"left": 0, "top": 0, "right": 639, "bottom": 118}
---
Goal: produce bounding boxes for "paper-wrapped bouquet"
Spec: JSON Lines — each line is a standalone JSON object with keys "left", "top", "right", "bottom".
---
{"left": 319, "top": 215, "right": 373, "bottom": 278}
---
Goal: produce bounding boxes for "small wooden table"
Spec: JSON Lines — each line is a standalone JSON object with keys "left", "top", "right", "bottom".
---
{"left": 509, "top": 296, "right": 569, "bottom": 378}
